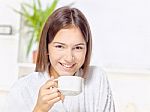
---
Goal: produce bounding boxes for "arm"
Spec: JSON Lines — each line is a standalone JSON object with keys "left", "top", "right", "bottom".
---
{"left": 97, "top": 69, "right": 115, "bottom": 112}
{"left": 102, "top": 80, "right": 115, "bottom": 112}
{"left": 3, "top": 77, "right": 62, "bottom": 112}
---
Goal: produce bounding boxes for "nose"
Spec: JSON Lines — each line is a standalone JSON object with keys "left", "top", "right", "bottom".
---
{"left": 64, "top": 49, "right": 74, "bottom": 62}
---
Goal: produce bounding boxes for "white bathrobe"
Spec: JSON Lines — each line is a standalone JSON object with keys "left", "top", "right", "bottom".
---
{"left": 2, "top": 66, "right": 115, "bottom": 112}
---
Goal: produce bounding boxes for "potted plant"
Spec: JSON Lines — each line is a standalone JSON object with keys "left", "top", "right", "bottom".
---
{"left": 15, "top": 0, "right": 59, "bottom": 63}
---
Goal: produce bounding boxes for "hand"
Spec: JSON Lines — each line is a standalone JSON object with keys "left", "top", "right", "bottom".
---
{"left": 33, "top": 76, "right": 62, "bottom": 112}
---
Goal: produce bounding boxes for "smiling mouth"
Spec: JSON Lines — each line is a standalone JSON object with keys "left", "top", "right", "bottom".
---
{"left": 59, "top": 62, "right": 75, "bottom": 69}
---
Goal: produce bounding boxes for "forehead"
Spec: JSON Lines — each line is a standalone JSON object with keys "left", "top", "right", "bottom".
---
{"left": 52, "top": 27, "right": 86, "bottom": 44}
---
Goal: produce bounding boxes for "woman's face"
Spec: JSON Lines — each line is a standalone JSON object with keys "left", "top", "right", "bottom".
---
{"left": 48, "top": 26, "right": 87, "bottom": 77}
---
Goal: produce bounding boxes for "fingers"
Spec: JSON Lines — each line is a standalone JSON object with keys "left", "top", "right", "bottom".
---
{"left": 48, "top": 96, "right": 61, "bottom": 104}
{"left": 41, "top": 78, "right": 58, "bottom": 90}
{"left": 34, "top": 77, "right": 61, "bottom": 111}
{"left": 40, "top": 87, "right": 58, "bottom": 96}
{"left": 41, "top": 91, "right": 61, "bottom": 105}
{"left": 45, "top": 91, "right": 61, "bottom": 101}
{"left": 60, "top": 94, "right": 65, "bottom": 102}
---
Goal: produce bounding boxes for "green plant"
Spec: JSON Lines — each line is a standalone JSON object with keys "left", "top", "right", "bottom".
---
{"left": 15, "top": 0, "right": 59, "bottom": 56}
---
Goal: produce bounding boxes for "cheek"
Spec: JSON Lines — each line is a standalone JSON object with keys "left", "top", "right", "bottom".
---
{"left": 75, "top": 51, "right": 86, "bottom": 63}
{"left": 49, "top": 52, "right": 61, "bottom": 63}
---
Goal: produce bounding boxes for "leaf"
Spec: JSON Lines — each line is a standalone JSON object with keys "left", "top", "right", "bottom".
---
{"left": 37, "top": 0, "right": 42, "bottom": 10}
{"left": 26, "top": 33, "right": 34, "bottom": 56}
{"left": 13, "top": 0, "right": 60, "bottom": 56}
{"left": 23, "top": 3, "right": 33, "bottom": 9}
{"left": 46, "top": 0, "right": 59, "bottom": 16}
{"left": 12, "top": 8, "right": 24, "bottom": 16}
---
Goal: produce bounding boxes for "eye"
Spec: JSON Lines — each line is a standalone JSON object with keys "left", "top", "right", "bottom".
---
{"left": 73, "top": 46, "right": 85, "bottom": 51}
{"left": 55, "top": 45, "right": 64, "bottom": 48}
{"left": 75, "top": 46, "right": 83, "bottom": 50}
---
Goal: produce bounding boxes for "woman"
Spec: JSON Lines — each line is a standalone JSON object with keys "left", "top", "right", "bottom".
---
{"left": 4, "top": 6, "right": 115, "bottom": 112}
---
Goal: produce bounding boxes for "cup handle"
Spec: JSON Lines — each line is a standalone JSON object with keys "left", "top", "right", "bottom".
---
{"left": 53, "top": 78, "right": 58, "bottom": 82}
{"left": 52, "top": 78, "right": 61, "bottom": 90}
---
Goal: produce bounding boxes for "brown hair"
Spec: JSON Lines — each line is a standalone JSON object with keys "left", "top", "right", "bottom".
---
{"left": 35, "top": 6, "right": 92, "bottom": 78}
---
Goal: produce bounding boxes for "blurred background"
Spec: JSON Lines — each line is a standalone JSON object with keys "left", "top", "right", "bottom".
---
{"left": 0, "top": 0, "right": 150, "bottom": 111}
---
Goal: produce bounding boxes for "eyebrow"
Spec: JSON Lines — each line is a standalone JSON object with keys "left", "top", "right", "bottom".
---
{"left": 74, "top": 43, "right": 86, "bottom": 46}
{"left": 53, "top": 42, "right": 65, "bottom": 45}
{"left": 53, "top": 42, "right": 86, "bottom": 46}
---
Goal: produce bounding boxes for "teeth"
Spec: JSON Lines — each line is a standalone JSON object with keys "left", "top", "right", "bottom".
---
{"left": 62, "top": 64, "right": 73, "bottom": 68}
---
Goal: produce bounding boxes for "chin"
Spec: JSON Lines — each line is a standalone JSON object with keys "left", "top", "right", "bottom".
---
{"left": 59, "top": 72, "right": 75, "bottom": 76}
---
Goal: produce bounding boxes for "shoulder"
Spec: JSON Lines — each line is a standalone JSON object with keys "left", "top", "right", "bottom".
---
{"left": 87, "top": 66, "right": 106, "bottom": 78}
{"left": 7, "top": 72, "right": 46, "bottom": 104}
{"left": 88, "top": 66, "right": 105, "bottom": 73}
{"left": 4, "top": 72, "right": 45, "bottom": 111}
{"left": 85, "top": 66, "right": 108, "bottom": 85}
{"left": 11, "top": 72, "right": 45, "bottom": 91}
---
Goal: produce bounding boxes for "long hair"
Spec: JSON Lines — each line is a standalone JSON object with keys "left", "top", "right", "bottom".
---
{"left": 35, "top": 6, "right": 92, "bottom": 78}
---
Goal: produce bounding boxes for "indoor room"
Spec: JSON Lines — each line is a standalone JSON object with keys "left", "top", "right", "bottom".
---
{"left": 0, "top": 0, "right": 150, "bottom": 111}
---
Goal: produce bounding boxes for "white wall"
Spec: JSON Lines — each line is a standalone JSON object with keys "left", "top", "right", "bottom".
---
{"left": 58, "top": 0, "right": 150, "bottom": 71}
{"left": 18, "top": 0, "right": 150, "bottom": 70}
{"left": 0, "top": 0, "right": 20, "bottom": 90}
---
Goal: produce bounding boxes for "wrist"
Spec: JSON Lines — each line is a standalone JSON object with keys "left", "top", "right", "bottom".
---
{"left": 33, "top": 106, "right": 43, "bottom": 112}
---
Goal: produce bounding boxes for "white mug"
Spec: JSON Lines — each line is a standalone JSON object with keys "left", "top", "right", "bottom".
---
{"left": 55, "top": 76, "right": 83, "bottom": 96}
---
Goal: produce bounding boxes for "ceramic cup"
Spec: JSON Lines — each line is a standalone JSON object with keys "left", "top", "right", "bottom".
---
{"left": 54, "top": 76, "right": 83, "bottom": 96}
